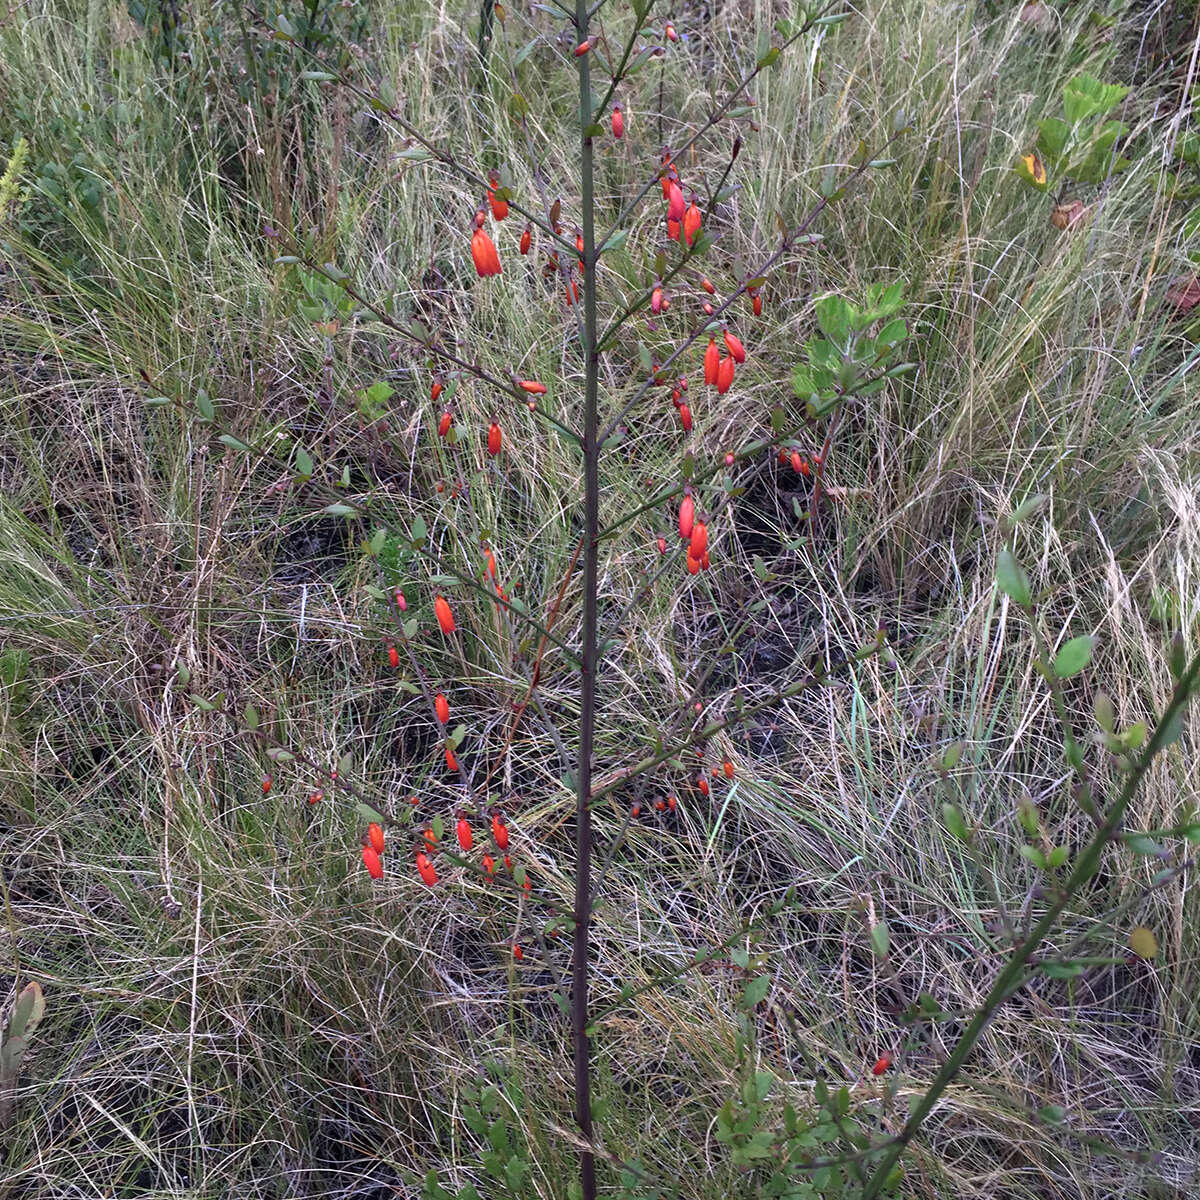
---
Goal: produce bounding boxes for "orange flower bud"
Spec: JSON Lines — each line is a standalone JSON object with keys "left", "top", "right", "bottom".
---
{"left": 488, "top": 188, "right": 509, "bottom": 221}
{"left": 679, "top": 403, "right": 692, "bottom": 432}
{"left": 456, "top": 818, "right": 473, "bottom": 851}
{"left": 686, "top": 553, "right": 701, "bottom": 575}
{"left": 445, "top": 745, "right": 458, "bottom": 772}
{"left": 470, "top": 228, "right": 502, "bottom": 276}
{"left": 611, "top": 104, "right": 624, "bottom": 139}
{"left": 488, "top": 421, "right": 502, "bottom": 455}
{"left": 362, "top": 844, "right": 384, "bottom": 879}
{"left": 657, "top": 536, "right": 667, "bottom": 554}
{"left": 678, "top": 494, "right": 695, "bottom": 540}
{"left": 872, "top": 1054, "right": 892, "bottom": 1076}
{"left": 665, "top": 21, "right": 678, "bottom": 41}
{"left": 520, "top": 226, "right": 531, "bottom": 254}
{"left": 482, "top": 853, "right": 496, "bottom": 876}
{"left": 722, "top": 759, "right": 734, "bottom": 779}
{"left": 574, "top": 39, "right": 591, "bottom": 56}
{"left": 387, "top": 644, "right": 399, "bottom": 669}
{"left": 431, "top": 379, "right": 443, "bottom": 403}
{"left": 697, "top": 776, "right": 709, "bottom": 796}
{"left": 518, "top": 379, "right": 547, "bottom": 394}
{"left": 683, "top": 202, "right": 701, "bottom": 246}
{"left": 416, "top": 853, "right": 437, "bottom": 886}
{"left": 689, "top": 521, "right": 707, "bottom": 559}
{"left": 438, "top": 410, "right": 452, "bottom": 437}
{"left": 308, "top": 790, "right": 323, "bottom": 805}
{"left": 667, "top": 180, "right": 685, "bottom": 223}
{"left": 368, "top": 823, "right": 385, "bottom": 855}
{"left": 491, "top": 814, "right": 510, "bottom": 850}
{"left": 666, "top": 218, "right": 681, "bottom": 241}
{"left": 752, "top": 291, "right": 763, "bottom": 317}
{"left": 704, "top": 338, "right": 720, "bottom": 385}
{"left": 434, "top": 595, "right": 455, "bottom": 634}
{"left": 723, "top": 329, "right": 746, "bottom": 364}
{"left": 435, "top": 693, "right": 449, "bottom": 724}
{"left": 262, "top": 775, "right": 272, "bottom": 796}
{"left": 700, "top": 277, "right": 715, "bottom": 295}
{"left": 651, "top": 284, "right": 664, "bottom": 314}
{"left": 513, "top": 944, "right": 524, "bottom": 960}
{"left": 717, "top": 355, "right": 735, "bottom": 394}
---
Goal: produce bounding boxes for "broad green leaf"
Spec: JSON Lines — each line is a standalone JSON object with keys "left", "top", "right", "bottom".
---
{"left": 996, "top": 547, "right": 1031, "bottom": 608}
{"left": 1053, "top": 635, "right": 1093, "bottom": 678}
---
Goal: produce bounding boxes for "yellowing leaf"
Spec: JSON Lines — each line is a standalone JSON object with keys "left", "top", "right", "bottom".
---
{"left": 1129, "top": 926, "right": 1157, "bottom": 960}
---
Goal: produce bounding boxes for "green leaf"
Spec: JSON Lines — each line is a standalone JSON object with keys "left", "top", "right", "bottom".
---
{"left": 194, "top": 391, "right": 215, "bottom": 422}
{"left": 1019, "top": 844, "right": 1047, "bottom": 870}
{"left": 741, "top": 975, "right": 770, "bottom": 1009}
{"left": 218, "top": 434, "right": 251, "bottom": 453}
{"left": 324, "top": 503, "right": 358, "bottom": 517}
{"left": 869, "top": 921, "right": 889, "bottom": 960}
{"left": 143, "top": 395, "right": 171, "bottom": 407}
{"left": 174, "top": 661, "right": 190, "bottom": 687}
{"left": 355, "top": 801, "right": 387, "bottom": 825}
{"left": 1039, "top": 1104, "right": 1066, "bottom": 1124}
{"left": 1041, "top": 960, "right": 1085, "bottom": 979}
{"left": 243, "top": 703, "right": 259, "bottom": 729}
{"left": 1053, "top": 635, "right": 1093, "bottom": 678}
{"left": 756, "top": 47, "right": 780, "bottom": 68}
{"left": 814, "top": 294, "right": 852, "bottom": 346}
{"left": 996, "top": 547, "right": 1032, "bottom": 609}
{"left": 941, "top": 803, "right": 968, "bottom": 842}
{"left": 294, "top": 445, "right": 314, "bottom": 479}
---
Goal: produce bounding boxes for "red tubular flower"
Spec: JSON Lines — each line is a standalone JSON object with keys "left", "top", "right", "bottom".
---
{"left": 488, "top": 188, "right": 509, "bottom": 221}
{"left": 435, "top": 693, "right": 449, "bottom": 724}
{"left": 456, "top": 818, "right": 473, "bottom": 851}
{"left": 387, "top": 644, "right": 399, "bottom": 669}
{"left": 363, "top": 844, "right": 384, "bottom": 879}
{"left": 667, "top": 181, "right": 685, "bottom": 223}
{"left": 722, "top": 759, "right": 734, "bottom": 779}
{"left": 717, "top": 355, "right": 735, "bottom": 394}
{"left": 678, "top": 494, "right": 695, "bottom": 540}
{"left": 698, "top": 776, "right": 710, "bottom": 797}
{"left": 308, "top": 790, "right": 323, "bottom": 805}
{"left": 704, "top": 338, "right": 720, "bottom": 385}
{"left": 484, "top": 549, "right": 497, "bottom": 580}
{"left": 565, "top": 279, "right": 579, "bottom": 306}
{"left": 683, "top": 202, "right": 701, "bottom": 246}
{"left": 657, "top": 536, "right": 667, "bottom": 555}
{"left": 723, "top": 329, "right": 746, "bottom": 364}
{"left": 689, "top": 521, "right": 707, "bottom": 559}
{"left": 491, "top": 814, "right": 510, "bottom": 850}
{"left": 611, "top": 104, "right": 624, "bottom": 139}
{"left": 679, "top": 403, "right": 692, "bottom": 432}
{"left": 701, "top": 550, "right": 710, "bottom": 570}
{"left": 752, "top": 291, "right": 763, "bottom": 317}
{"left": 519, "top": 226, "right": 531, "bottom": 255}
{"left": 438, "top": 410, "right": 452, "bottom": 437}
{"left": 431, "top": 379, "right": 442, "bottom": 403}
{"left": 445, "top": 745, "right": 458, "bottom": 772}
{"left": 872, "top": 1054, "right": 892, "bottom": 1076}
{"left": 666, "top": 218, "right": 681, "bottom": 241}
{"left": 470, "top": 228, "right": 502, "bottom": 276}
{"left": 488, "top": 421, "right": 502, "bottom": 455}
{"left": 574, "top": 39, "right": 591, "bottom": 56}
{"left": 700, "top": 277, "right": 716, "bottom": 295}
{"left": 434, "top": 595, "right": 456, "bottom": 634}
{"left": 667, "top": 794, "right": 677, "bottom": 812}
{"left": 665, "top": 21, "right": 678, "bottom": 41}
{"left": 416, "top": 853, "right": 437, "bottom": 886}
{"left": 368, "top": 823, "right": 386, "bottom": 855}
{"left": 651, "top": 284, "right": 664, "bottom": 314}
{"left": 686, "top": 553, "right": 700, "bottom": 575}
{"left": 482, "top": 853, "right": 496, "bottom": 876}
{"left": 262, "top": 775, "right": 272, "bottom": 796}
{"left": 513, "top": 944, "right": 524, "bottom": 960}
{"left": 518, "top": 379, "right": 547, "bottom": 395}
{"left": 394, "top": 587, "right": 407, "bottom": 611}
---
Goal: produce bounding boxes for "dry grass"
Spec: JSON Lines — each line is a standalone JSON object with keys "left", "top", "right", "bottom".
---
{"left": 1, "top": 0, "right": 1199, "bottom": 1197}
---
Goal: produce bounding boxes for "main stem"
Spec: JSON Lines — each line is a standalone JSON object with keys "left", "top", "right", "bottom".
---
{"left": 573, "top": 3, "right": 599, "bottom": 1197}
